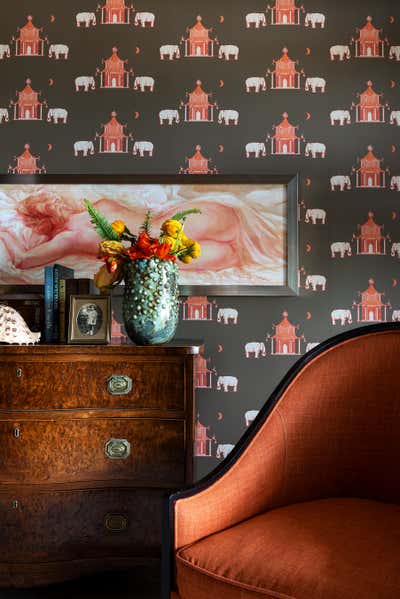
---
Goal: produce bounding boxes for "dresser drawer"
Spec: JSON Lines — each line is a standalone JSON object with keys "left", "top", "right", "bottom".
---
{"left": 0, "top": 359, "right": 185, "bottom": 411}
{"left": 0, "top": 418, "right": 185, "bottom": 485}
{"left": 0, "top": 488, "right": 166, "bottom": 562}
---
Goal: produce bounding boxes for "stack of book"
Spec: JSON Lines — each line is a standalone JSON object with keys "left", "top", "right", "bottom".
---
{"left": 44, "top": 264, "right": 98, "bottom": 343}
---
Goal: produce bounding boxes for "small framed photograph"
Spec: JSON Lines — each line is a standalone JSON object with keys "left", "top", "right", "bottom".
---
{"left": 68, "top": 295, "right": 111, "bottom": 344}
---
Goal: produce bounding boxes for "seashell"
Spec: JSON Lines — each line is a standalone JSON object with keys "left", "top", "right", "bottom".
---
{"left": 0, "top": 304, "right": 41, "bottom": 345}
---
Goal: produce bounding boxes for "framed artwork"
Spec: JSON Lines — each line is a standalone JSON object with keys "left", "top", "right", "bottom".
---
{"left": 68, "top": 294, "right": 111, "bottom": 344}
{"left": 0, "top": 174, "right": 298, "bottom": 296}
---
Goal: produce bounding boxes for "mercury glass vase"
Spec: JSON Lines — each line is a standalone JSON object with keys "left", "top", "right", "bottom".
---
{"left": 122, "top": 258, "right": 179, "bottom": 345}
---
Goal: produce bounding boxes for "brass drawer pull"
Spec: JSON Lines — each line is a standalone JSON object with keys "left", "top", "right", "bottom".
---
{"left": 104, "top": 438, "right": 131, "bottom": 460}
{"left": 16, "top": 368, "right": 22, "bottom": 379}
{"left": 107, "top": 374, "right": 132, "bottom": 395}
{"left": 104, "top": 513, "right": 128, "bottom": 532}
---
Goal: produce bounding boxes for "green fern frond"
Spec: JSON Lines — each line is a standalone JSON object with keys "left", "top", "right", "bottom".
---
{"left": 170, "top": 208, "right": 201, "bottom": 222}
{"left": 84, "top": 199, "right": 120, "bottom": 241}
{"left": 140, "top": 210, "right": 152, "bottom": 235}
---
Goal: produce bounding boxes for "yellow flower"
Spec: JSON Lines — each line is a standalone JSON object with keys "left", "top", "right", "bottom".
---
{"left": 160, "top": 234, "right": 177, "bottom": 248}
{"left": 98, "top": 240, "right": 124, "bottom": 258}
{"left": 161, "top": 219, "right": 183, "bottom": 238}
{"left": 93, "top": 264, "right": 121, "bottom": 291}
{"left": 186, "top": 240, "right": 201, "bottom": 259}
{"left": 179, "top": 254, "right": 192, "bottom": 264}
{"left": 111, "top": 220, "right": 126, "bottom": 235}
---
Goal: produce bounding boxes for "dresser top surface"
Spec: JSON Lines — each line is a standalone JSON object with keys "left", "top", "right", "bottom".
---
{"left": 0, "top": 341, "right": 203, "bottom": 356}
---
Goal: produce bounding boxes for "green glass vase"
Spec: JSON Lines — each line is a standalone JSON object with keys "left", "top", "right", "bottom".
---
{"left": 122, "top": 258, "right": 179, "bottom": 345}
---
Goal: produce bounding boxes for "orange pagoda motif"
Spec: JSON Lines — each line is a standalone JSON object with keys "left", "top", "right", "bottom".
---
{"left": 270, "top": 112, "right": 301, "bottom": 155}
{"left": 181, "top": 296, "right": 214, "bottom": 320}
{"left": 14, "top": 15, "right": 45, "bottom": 57}
{"left": 180, "top": 145, "right": 216, "bottom": 174}
{"left": 8, "top": 144, "right": 45, "bottom": 174}
{"left": 354, "top": 212, "right": 387, "bottom": 255}
{"left": 354, "top": 278, "right": 389, "bottom": 322}
{"left": 270, "top": 48, "right": 301, "bottom": 89}
{"left": 268, "top": 0, "right": 301, "bottom": 25}
{"left": 269, "top": 311, "right": 303, "bottom": 355}
{"left": 183, "top": 80, "right": 216, "bottom": 122}
{"left": 355, "top": 145, "right": 386, "bottom": 188}
{"left": 194, "top": 416, "right": 214, "bottom": 457}
{"left": 99, "top": 0, "right": 133, "bottom": 24}
{"left": 354, "top": 16, "right": 385, "bottom": 58}
{"left": 97, "top": 111, "right": 131, "bottom": 153}
{"left": 98, "top": 47, "right": 131, "bottom": 88}
{"left": 12, "top": 79, "right": 45, "bottom": 121}
{"left": 354, "top": 81, "right": 385, "bottom": 123}
{"left": 194, "top": 353, "right": 214, "bottom": 389}
{"left": 183, "top": 15, "right": 216, "bottom": 57}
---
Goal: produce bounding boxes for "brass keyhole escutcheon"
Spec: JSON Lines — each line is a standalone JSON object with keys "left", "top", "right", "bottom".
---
{"left": 13, "top": 428, "right": 20, "bottom": 439}
{"left": 16, "top": 368, "right": 22, "bottom": 378}
{"left": 12, "top": 500, "right": 19, "bottom": 510}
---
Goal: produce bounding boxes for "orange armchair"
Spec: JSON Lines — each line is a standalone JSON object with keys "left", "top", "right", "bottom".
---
{"left": 163, "top": 323, "right": 400, "bottom": 599}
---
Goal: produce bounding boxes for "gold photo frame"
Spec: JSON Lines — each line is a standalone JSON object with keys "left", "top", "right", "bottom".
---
{"left": 68, "top": 295, "right": 111, "bottom": 344}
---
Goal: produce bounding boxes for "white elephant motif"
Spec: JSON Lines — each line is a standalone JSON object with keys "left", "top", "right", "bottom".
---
{"left": 245, "top": 13, "right": 266, "bottom": 28}
{"left": 244, "top": 410, "right": 259, "bottom": 426}
{"left": 47, "top": 108, "right": 68, "bottom": 124}
{"left": 159, "top": 44, "right": 180, "bottom": 60}
{"left": 305, "top": 208, "right": 326, "bottom": 224}
{"left": 389, "top": 46, "right": 400, "bottom": 61}
{"left": 218, "top": 110, "right": 239, "bottom": 125}
{"left": 391, "top": 242, "right": 400, "bottom": 258}
{"left": 159, "top": 109, "right": 180, "bottom": 125}
{"left": 330, "top": 45, "right": 351, "bottom": 61}
{"left": 133, "top": 141, "right": 154, "bottom": 157}
{"left": 245, "top": 76, "right": 266, "bottom": 92}
{"left": 216, "top": 376, "right": 238, "bottom": 392}
{"left": 330, "top": 110, "right": 351, "bottom": 126}
{"left": 217, "top": 308, "right": 238, "bottom": 324}
{"left": 331, "top": 242, "right": 352, "bottom": 258}
{"left": 306, "top": 342, "right": 320, "bottom": 352}
{"left": 216, "top": 444, "right": 235, "bottom": 459}
{"left": 392, "top": 310, "right": 400, "bottom": 322}
{"left": 0, "top": 44, "right": 11, "bottom": 59}
{"left": 305, "top": 274, "right": 326, "bottom": 291}
{"left": 218, "top": 44, "right": 239, "bottom": 60}
{"left": 0, "top": 108, "right": 9, "bottom": 123}
{"left": 76, "top": 12, "right": 96, "bottom": 27}
{"left": 244, "top": 342, "right": 266, "bottom": 358}
{"left": 390, "top": 111, "right": 400, "bottom": 126}
{"left": 74, "top": 141, "right": 95, "bottom": 157}
{"left": 390, "top": 176, "right": 400, "bottom": 191}
{"left": 134, "top": 76, "right": 155, "bottom": 92}
{"left": 245, "top": 142, "right": 266, "bottom": 158}
{"left": 134, "top": 12, "right": 155, "bottom": 27}
{"left": 305, "top": 143, "right": 326, "bottom": 158}
{"left": 331, "top": 309, "right": 352, "bottom": 325}
{"left": 305, "top": 77, "right": 326, "bottom": 93}
{"left": 75, "top": 76, "right": 96, "bottom": 92}
{"left": 305, "top": 13, "right": 326, "bottom": 28}
{"left": 330, "top": 175, "right": 351, "bottom": 191}
{"left": 49, "top": 44, "right": 69, "bottom": 59}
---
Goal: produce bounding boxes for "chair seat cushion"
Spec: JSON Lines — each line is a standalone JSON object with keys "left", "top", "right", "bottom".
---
{"left": 176, "top": 498, "right": 400, "bottom": 599}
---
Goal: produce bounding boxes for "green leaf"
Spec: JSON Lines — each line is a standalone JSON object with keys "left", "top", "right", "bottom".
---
{"left": 140, "top": 210, "right": 152, "bottom": 235}
{"left": 170, "top": 208, "right": 201, "bottom": 222}
{"left": 84, "top": 199, "right": 120, "bottom": 241}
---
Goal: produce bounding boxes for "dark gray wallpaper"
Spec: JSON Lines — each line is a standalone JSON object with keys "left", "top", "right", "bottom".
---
{"left": 0, "top": 0, "right": 399, "bottom": 479}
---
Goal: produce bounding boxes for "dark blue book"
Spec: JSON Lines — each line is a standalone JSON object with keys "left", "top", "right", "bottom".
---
{"left": 44, "top": 264, "right": 74, "bottom": 343}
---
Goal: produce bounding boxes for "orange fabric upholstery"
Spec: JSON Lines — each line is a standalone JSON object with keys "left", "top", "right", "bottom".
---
{"left": 174, "top": 330, "right": 400, "bottom": 550}
{"left": 168, "top": 327, "right": 400, "bottom": 599}
{"left": 176, "top": 498, "right": 400, "bottom": 599}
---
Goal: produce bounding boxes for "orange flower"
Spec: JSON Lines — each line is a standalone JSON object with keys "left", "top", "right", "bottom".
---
{"left": 98, "top": 240, "right": 124, "bottom": 259}
{"left": 111, "top": 220, "right": 126, "bottom": 236}
{"left": 94, "top": 263, "right": 122, "bottom": 291}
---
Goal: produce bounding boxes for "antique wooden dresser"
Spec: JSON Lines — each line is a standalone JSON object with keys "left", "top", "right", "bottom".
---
{"left": 0, "top": 344, "right": 198, "bottom": 587}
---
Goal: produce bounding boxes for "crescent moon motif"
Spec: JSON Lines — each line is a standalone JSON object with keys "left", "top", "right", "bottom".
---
{"left": 217, "top": 344, "right": 223, "bottom": 352}
{"left": 306, "top": 311, "right": 312, "bottom": 320}
{"left": 392, "top": 278, "right": 398, "bottom": 287}
{"left": 305, "top": 178, "right": 312, "bottom": 186}
{"left": 219, "top": 80, "right": 225, "bottom": 88}
{"left": 389, "top": 16, "right": 395, "bottom": 24}
{"left": 135, "top": 46, "right": 140, "bottom": 55}
{"left": 50, "top": 15, "right": 56, "bottom": 23}
{"left": 134, "top": 111, "right": 140, "bottom": 119}
{"left": 392, "top": 145, "right": 396, "bottom": 153}
{"left": 305, "top": 47, "right": 311, "bottom": 56}
{"left": 217, "top": 411, "right": 224, "bottom": 420}
{"left": 48, "top": 78, "right": 54, "bottom": 87}
{"left": 306, "top": 243, "right": 312, "bottom": 253}
{"left": 218, "top": 145, "right": 224, "bottom": 153}
{"left": 390, "top": 80, "right": 396, "bottom": 88}
{"left": 48, "top": 144, "right": 53, "bottom": 151}
{"left": 219, "top": 15, "right": 225, "bottom": 23}
{"left": 392, "top": 211, "right": 397, "bottom": 220}
{"left": 305, "top": 112, "right": 311, "bottom": 120}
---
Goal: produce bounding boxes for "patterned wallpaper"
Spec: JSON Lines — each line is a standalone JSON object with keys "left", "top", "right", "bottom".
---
{"left": 0, "top": 0, "right": 399, "bottom": 479}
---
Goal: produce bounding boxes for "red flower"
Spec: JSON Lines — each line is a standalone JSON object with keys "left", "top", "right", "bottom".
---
{"left": 127, "top": 232, "right": 176, "bottom": 261}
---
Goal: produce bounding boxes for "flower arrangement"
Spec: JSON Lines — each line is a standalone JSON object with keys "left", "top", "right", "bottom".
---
{"left": 84, "top": 200, "right": 201, "bottom": 292}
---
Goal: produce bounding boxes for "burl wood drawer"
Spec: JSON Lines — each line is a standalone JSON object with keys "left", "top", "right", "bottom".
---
{"left": 0, "top": 359, "right": 185, "bottom": 411}
{"left": 0, "top": 418, "right": 185, "bottom": 485}
{"left": 0, "top": 488, "right": 166, "bottom": 562}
